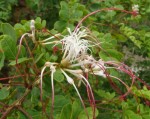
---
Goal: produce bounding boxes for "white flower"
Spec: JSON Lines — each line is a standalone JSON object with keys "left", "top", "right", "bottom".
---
{"left": 91, "top": 59, "right": 106, "bottom": 77}
{"left": 132, "top": 5, "right": 139, "bottom": 13}
{"left": 40, "top": 62, "right": 56, "bottom": 101}
{"left": 30, "top": 20, "right": 35, "bottom": 31}
{"left": 61, "top": 27, "right": 89, "bottom": 64}
{"left": 30, "top": 20, "right": 36, "bottom": 43}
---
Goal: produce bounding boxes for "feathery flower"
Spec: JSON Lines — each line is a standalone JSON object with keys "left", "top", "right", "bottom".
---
{"left": 17, "top": 6, "right": 146, "bottom": 118}
{"left": 61, "top": 27, "right": 89, "bottom": 65}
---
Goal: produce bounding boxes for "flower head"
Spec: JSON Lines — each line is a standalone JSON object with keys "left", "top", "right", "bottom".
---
{"left": 30, "top": 20, "right": 35, "bottom": 31}
{"left": 132, "top": 5, "right": 139, "bottom": 13}
{"left": 61, "top": 27, "right": 89, "bottom": 64}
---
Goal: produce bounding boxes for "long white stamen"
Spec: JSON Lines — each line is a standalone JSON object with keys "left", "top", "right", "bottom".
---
{"left": 42, "top": 41, "right": 60, "bottom": 45}
{"left": 50, "top": 65, "right": 56, "bottom": 117}
{"left": 50, "top": 65, "right": 56, "bottom": 94}
{"left": 72, "top": 83, "right": 88, "bottom": 113}
{"left": 92, "top": 70, "right": 106, "bottom": 78}
{"left": 64, "top": 69, "right": 86, "bottom": 85}
{"left": 51, "top": 70, "right": 54, "bottom": 98}
{"left": 60, "top": 69, "right": 74, "bottom": 84}
{"left": 63, "top": 68, "right": 94, "bottom": 103}
{"left": 60, "top": 68, "right": 89, "bottom": 118}
{"left": 64, "top": 69, "right": 83, "bottom": 74}
{"left": 40, "top": 66, "right": 47, "bottom": 101}
{"left": 61, "top": 69, "right": 83, "bottom": 101}
{"left": 40, "top": 34, "right": 61, "bottom": 43}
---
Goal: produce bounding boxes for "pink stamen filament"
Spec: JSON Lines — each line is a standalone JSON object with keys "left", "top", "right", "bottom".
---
{"left": 40, "top": 66, "right": 47, "bottom": 102}
{"left": 80, "top": 74, "right": 96, "bottom": 119}
{"left": 16, "top": 33, "right": 30, "bottom": 65}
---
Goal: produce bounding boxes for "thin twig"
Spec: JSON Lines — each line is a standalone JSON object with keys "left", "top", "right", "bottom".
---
{"left": 24, "top": 38, "right": 40, "bottom": 74}
{"left": 0, "top": 74, "right": 27, "bottom": 80}
{"left": 17, "top": 106, "right": 33, "bottom": 119}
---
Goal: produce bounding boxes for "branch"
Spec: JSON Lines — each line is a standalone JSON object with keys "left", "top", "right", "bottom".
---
{"left": 0, "top": 79, "right": 40, "bottom": 119}
{"left": 17, "top": 106, "right": 33, "bottom": 119}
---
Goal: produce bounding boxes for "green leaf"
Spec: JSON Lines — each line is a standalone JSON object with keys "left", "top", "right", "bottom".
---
{"left": 35, "top": 17, "right": 46, "bottom": 29}
{"left": 0, "top": 87, "right": 10, "bottom": 100}
{"left": 54, "top": 95, "right": 71, "bottom": 116}
{"left": 114, "top": 33, "right": 127, "bottom": 42}
{"left": 27, "top": 109, "right": 44, "bottom": 119}
{"left": 99, "top": 52, "right": 110, "bottom": 61}
{"left": 50, "top": 54, "right": 58, "bottom": 62}
{"left": 101, "top": 42, "right": 114, "bottom": 49}
{"left": 60, "top": 1, "right": 69, "bottom": 12}
{"left": 129, "top": 36, "right": 142, "bottom": 48}
{"left": 31, "top": 87, "right": 40, "bottom": 104}
{"left": 124, "top": 110, "right": 142, "bottom": 119}
{"left": 35, "top": 53, "right": 44, "bottom": 63}
{"left": 59, "top": 10, "right": 70, "bottom": 20}
{"left": 42, "top": 20, "right": 46, "bottom": 28}
{"left": 16, "top": 111, "right": 27, "bottom": 119}
{"left": 14, "top": 23, "right": 26, "bottom": 38}
{"left": 105, "top": 49, "right": 123, "bottom": 61}
{"left": 7, "top": 117, "right": 18, "bottom": 119}
{"left": 106, "top": 11, "right": 116, "bottom": 18}
{"left": 78, "top": 107, "right": 99, "bottom": 119}
{"left": 35, "top": 22, "right": 43, "bottom": 29}
{"left": 114, "top": 5, "right": 124, "bottom": 10}
{"left": 67, "top": 23, "right": 75, "bottom": 31}
{"left": 143, "top": 115, "right": 150, "bottom": 119}
{"left": 71, "top": 10, "right": 83, "bottom": 21}
{"left": 9, "top": 57, "right": 32, "bottom": 66}
{"left": 59, "top": 104, "right": 72, "bottom": 119}
{"left": 0, "top": 35, "right": 17, "bottom": 60}
{"left": 132, "top": 86, "right": 150, "bottom": 100}
{"left": 54, "top": 21, "right": 67, "bottom": 32}
{"left": 18, "top": 45, "right": 27, "bottom": 57}
{"left": 1, "top": 23, "right": 17, "bottom": 41}
{"left": 35, "top": 17, "right": 42, "bottom": 23}
{"left": 71, "top": 100, "right": 82, "bottom": 119}
{"left": 95, "top": 89, "right": 115, "bottom": 100}
{"left": 54, "top": 69, "right": 64, "bottom": 82}
{"left": 0, "top": 48, "right": 5, "bottom": 70}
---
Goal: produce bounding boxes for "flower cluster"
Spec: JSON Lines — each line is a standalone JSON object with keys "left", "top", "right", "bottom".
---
{"left": 14, "top": 4, "right": 149, "bottom": 118}
{"left": 39, "top": 26, "right": 109, "bottom": 118}
{"left": 17, "top": 18, "right": 140, "bottom": 118}
{"left": 39, "top": 22, "right": 141, "bottom": 118}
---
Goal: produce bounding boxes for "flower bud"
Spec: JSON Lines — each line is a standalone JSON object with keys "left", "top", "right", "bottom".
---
{"left": 132, "top": 5, "right": 139, "bottom": 16}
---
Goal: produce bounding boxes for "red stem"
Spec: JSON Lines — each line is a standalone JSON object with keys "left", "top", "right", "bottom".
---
{"left": 84, "top": 72, "right": 96, "bottom": 118}
{"left": 0, "top": 74, "right": 28, "bottom": 81}
{"left": 74, "top": 7, "right": 134, "bottom": 32}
